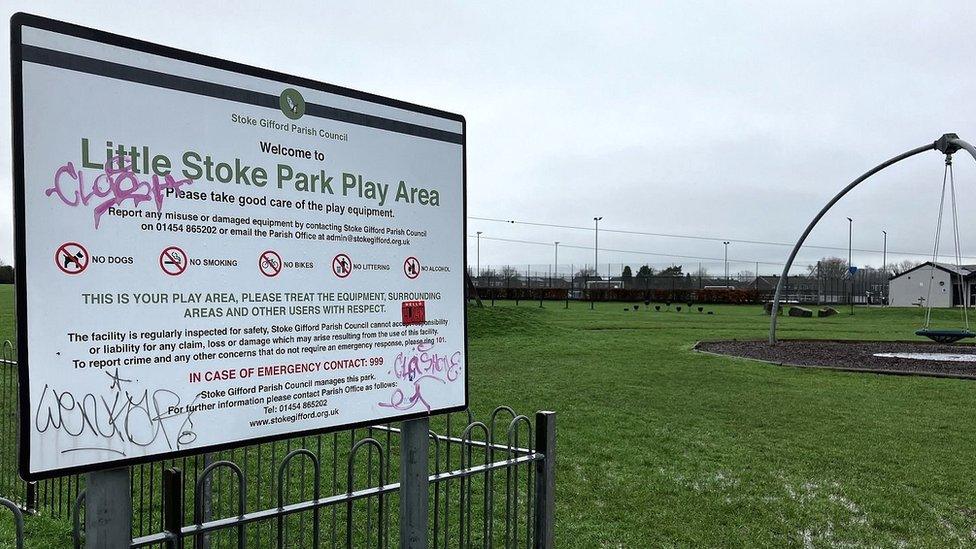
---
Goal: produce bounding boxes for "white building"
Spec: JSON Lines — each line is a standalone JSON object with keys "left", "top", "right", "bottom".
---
{"left": 888, "top": 262, "right": 974, "bottom": 307}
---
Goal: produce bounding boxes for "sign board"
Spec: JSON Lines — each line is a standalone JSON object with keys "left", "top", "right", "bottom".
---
{"left": 12, "top": 13, "right": 467, "bottom": 479}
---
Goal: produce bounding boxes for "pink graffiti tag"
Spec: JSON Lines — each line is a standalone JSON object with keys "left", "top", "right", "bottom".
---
{"left": 45, "top": 156, "right": 193, "bottom": 228}
{"left": 379, "top": 343, "right": 462, "bottom": 412}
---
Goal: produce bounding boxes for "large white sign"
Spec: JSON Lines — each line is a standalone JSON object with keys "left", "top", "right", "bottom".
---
{"left": 12, "top": 13, "right": 467, "bottom": 479}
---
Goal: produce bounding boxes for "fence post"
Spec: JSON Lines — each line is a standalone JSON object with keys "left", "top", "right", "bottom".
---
{"left": 400, "top": 417, "right": 429, "bottom": 549}
{"left": 25, "top": 482, "right": 36, "bottom": 514}
{"left": 534, "top": 411, "right": 556, "bottom": 549}
{"left": 85, "top": 467, "right": 131, "bottom": 548}
{"left": 199, "top": 453, "right": 214, "bottom": 549}
{"left": 162, "top": 468, "right": 184, "bottom": 549}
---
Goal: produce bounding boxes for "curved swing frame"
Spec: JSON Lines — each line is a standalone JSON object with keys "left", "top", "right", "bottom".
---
{"left": 769, "top": 133, "right": 976, "bottom": 344}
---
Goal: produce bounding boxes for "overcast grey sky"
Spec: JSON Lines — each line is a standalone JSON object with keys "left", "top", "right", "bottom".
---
{"left": 3, "top": 1, "right": 976, "bottom": 277}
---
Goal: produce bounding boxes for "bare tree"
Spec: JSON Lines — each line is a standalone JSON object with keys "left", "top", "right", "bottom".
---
{"left": 807, "top": 257, "right": 848, "bottom": 278}
{"left": 574, "top": 267, "right": 598, "bottom": 280}
{"left": 892, "top": 259, "right": 923, "bottom": 276}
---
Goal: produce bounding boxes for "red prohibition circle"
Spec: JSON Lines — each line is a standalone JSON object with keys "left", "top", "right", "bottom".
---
{"left": 55, "top": 242, "right": 89, "bottom": 275}
{"left": 332, "top": 254, "right": 352, "bottom": 278}
{"left": 159, "top": 246, "right": 188, "bottom": 276}
{"left": 259, "top": 250, "right": 283, "bottom": 277}
{"left": 403, "top": 256, "right": 421, "bottom": 279}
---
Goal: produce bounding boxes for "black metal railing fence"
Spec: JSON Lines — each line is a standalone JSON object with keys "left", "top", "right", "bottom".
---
{"left": 1, "top": 341, "right": 554, "bottom": 547}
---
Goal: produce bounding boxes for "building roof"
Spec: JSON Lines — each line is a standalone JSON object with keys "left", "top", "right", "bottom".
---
{"left": 891, "top": 261, "right": 976, "bottom": 280}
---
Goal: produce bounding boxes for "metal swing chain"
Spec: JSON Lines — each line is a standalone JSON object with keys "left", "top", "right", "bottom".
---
{"left": 925, "top": 154, "right": 952, "bottom": 328}
{"left": 948, "top": 158, "right": 971, "bottom": 329}
{"left": 923, "top": 155, "right": 970, "bottom": 330}
{"left": 924, "top": 157, "right": 950, "bottom": 328}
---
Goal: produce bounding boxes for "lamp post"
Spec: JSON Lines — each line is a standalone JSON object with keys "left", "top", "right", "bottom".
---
{"left": 847, "top": 217, "right": 854, "bottom": 315}
{"left": 882, "top": 230, "right": 887, "bottom": 306}
{"left": 476, "top": 231, "right": 482, "bottom": 278}
{"left": 554, "top": 241, "right": 559, "bottom": 284}
{"left": 723, "top": 241, "right": 730, "bottom": 288}
{"left": 593, "top": 217, "right": 602, "bottom": 310}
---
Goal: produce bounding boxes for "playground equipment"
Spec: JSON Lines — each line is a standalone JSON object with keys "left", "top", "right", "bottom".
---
{"left": 914, "top": 155, "right": 974, "bottom": 343}
{"left": 769, "top": 134, "right": 976, "bottom": 344}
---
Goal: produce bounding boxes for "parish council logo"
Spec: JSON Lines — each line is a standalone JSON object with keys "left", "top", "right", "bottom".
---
{"left": 279, "top": 88, "right": 306, "bottom": 120}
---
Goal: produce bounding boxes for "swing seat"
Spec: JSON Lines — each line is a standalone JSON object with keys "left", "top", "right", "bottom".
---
{"left": 915, "top": 328, "right": 976, "bottom": 344}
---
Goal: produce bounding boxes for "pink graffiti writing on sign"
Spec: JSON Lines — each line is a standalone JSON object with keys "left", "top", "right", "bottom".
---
{"left": 379, "top": 343, "right": 462, "bottom": 412}
{"left": 45, "top": 156, "right": 193, "bottom": 228}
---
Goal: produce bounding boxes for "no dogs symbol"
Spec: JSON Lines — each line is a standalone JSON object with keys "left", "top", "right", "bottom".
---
{"left": 332, "top": 254, "right": 352, "bottom": 278}
{"left": 55, "top": 242, "right": 88, "bottom": 275}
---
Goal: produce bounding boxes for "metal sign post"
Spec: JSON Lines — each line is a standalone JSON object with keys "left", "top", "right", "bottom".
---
{"left": 399, "top": 417, "right": 430, "bottom": 549}
{"left": 85, "top": 468, "right": 132, "bottom": 548}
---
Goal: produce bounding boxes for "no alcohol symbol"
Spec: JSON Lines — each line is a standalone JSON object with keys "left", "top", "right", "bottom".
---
{"left": 332, "top": 253, "right": 352, "bottom": 278}
{"left": 403, "top": 256, "right": 420, "bottom": 279}
{"left": 159, "top": 246, "right": 188, "bottom": 276}
{"left": 259, "top": 250, "right": 283, "bottom": 277}
{"left": 55, "top": 242, "right": 88, "bottom": 275}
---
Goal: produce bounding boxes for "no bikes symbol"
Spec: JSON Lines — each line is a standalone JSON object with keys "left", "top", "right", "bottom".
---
{"left": 159, "top": 246, "right": 188, "bottom": 276}
{"left": 260, "top": 250, "right": 282, "bottom": 277}
{"left": 55, "top": 242, "right": 88, "bottom": 275}
{"left": 404, "top": 257, "right": 420, "bottom": 279}
{"left": 332, "top": 254, "right": 352, "bottom": 278}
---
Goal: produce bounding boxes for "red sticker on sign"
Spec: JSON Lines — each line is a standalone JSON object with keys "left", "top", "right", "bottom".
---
{"left": 401, "top": 301, "right": 426, "bottom": 325}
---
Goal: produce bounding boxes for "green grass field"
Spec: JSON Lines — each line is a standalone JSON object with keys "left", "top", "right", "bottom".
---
{"left": 5, "top": 284, "right": 976, "bottom": 546}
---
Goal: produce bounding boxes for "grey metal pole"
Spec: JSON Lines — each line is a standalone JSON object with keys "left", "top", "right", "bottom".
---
{"left": 534, "top": 411, "right": 556, "bottom": 549}
{"left": 848, "top": 217, "right": 854, "bottom": 315}
{"left": 592, "top": 217, "right": 602, "bottom": 310}
{"left": 476, "top": 231, "right": 482, "bottom": 278}
{"left": 593, "top": 217, "right": 602, "bottom": 280}
{"left": 85, "top": 468, "right": 131, "bottom": 548}
{"left": 400, "top": 417, "right": 429, "bottom": 549}
{"left": 723, "top": 241, "right": 730, "bottom": 288}
{"left": 882, "top": 230, "right": 887, "bottom": 305}
{"left": 769, "top": 141, "right": 937, "bottom": 343}
{"left": 554, "top": 242, "right": 559, "bottom": 281}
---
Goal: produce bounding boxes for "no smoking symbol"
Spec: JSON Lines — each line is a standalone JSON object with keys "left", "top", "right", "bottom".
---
{"left": 55, "top": 242, "right": 88, "bottom": 275}
{"left": 332, "top": 254, "right": 352, "bottom": 278}
{"left": 404, "top": 257, "right": 420, "bottom": 279}
{"left": 159, "top": 246, "right": 188, "bottom": 276}
{"left": 260, "top": 250, "right": 282, "bottom": 277}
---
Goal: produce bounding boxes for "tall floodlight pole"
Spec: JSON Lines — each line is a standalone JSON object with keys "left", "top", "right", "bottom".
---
{"left": 847, "top": 217, "right": 854, "bottom": 315}
{"left": 882, "top": 230, "right": 887, "bottom": 306}
{"left": 594, "top": 218, "right": 602, "bottom": 278}
{"left": 723, "top": 241, "right": 730, "bottom": 288}
{"left": 554, "top": 241, "right": 559, "bottom": 282}
{"left": 593, "top": 217, "right": 602, "bottom": 310}
{"left": 476, "top": 231, "right": 482, "bottom": 278}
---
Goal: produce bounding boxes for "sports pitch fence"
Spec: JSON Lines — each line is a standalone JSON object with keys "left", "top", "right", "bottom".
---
{"left": 470, "top": 270, "right": 891, "bottom": 305}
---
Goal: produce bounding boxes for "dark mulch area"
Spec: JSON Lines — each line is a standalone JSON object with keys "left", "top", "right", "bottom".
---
{"left": 696, "top": 339, "right": 976, "bottom": 379}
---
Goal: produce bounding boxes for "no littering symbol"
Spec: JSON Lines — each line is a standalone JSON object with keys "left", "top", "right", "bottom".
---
{"left": 260, "top": 250, "right": 282, "bottom": 277}
{"left": 159, "top": 246, "right": 188, "bottom": 276}
{"left": 332, "top": 254, "right": 352, "bottom": 278}
{"left": 55, "top": 242, "right": 89, "bottom": 275}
